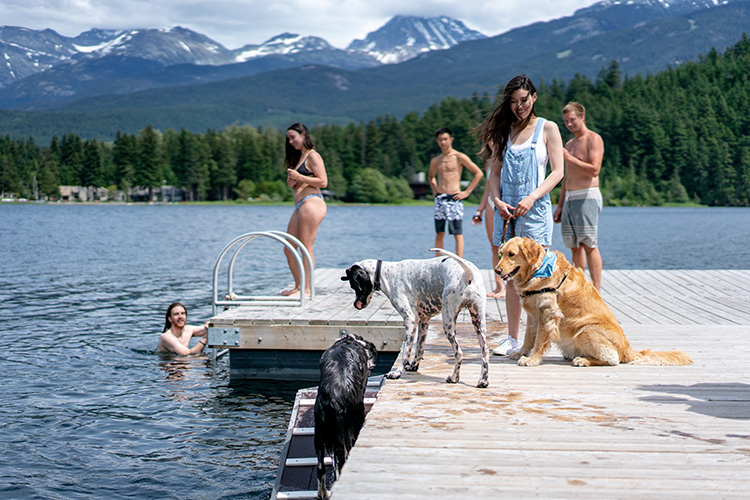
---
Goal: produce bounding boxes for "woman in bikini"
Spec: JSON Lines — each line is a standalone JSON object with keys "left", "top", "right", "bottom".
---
{"left": 282, "top": 123, "right": 328, "bottom": 297}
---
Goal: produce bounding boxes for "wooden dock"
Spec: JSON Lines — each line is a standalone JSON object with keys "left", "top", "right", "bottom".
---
{"left": 207, "top": 269, "right": 405, "bottom": 380}
{"left": 328, "top": 269, "right": 750, "bottom": 499}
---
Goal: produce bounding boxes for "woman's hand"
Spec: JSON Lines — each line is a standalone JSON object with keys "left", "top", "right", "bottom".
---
{"left": 286, "top": 169, "right": 299, "bottom": 188}
{"left": 513, "top": 196, "right": 536, "bottom": 217}
{"left": 496, "top": 200, "right": 515, "bottom": 220}
{"left": 471, "top": 209, "right": 483, "bottom": 226}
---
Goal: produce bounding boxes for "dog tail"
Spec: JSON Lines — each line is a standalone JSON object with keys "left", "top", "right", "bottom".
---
{"left": 628, "top": 348, "right": 693, "bottom": 366}
{"left": 429, "top": 248, "right": 475, "bottom": 284}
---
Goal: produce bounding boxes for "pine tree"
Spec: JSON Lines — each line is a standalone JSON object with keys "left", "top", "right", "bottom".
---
{"left": 136, "top": 125, "right": 164, "bottom": 199}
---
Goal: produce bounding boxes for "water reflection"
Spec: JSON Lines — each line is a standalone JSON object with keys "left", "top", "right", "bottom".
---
{"left": 158, "top": 354, "right": 212, "bottom": 400}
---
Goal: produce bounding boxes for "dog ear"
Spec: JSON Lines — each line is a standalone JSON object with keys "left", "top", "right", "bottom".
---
{"left": 520, "top": 238, "right": 544, "bottom": 269}
{"left": 341, "top": 266, "right": 353, "bottom": 282}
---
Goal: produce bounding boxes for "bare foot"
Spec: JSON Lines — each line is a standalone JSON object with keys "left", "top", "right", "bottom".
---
{"left": 280, "top": 287, "right": 299, "bottom": 296}
{"left": 285, "top": 289, "right": 311, "bottom": 298}
{"left": 487, "top": 288, "right": 506, "bottom": 298}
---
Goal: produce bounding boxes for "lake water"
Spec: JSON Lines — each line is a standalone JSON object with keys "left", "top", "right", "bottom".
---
{"left": 1, "top": 204, "right": 748, "bottom": 499}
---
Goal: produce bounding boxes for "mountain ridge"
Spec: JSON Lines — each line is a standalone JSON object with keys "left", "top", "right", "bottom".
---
{"left": 0, "top": 16, "right": 484, "bottom": 110}
{"left": 347, "top": 15, "right": 485, "bottom": 63}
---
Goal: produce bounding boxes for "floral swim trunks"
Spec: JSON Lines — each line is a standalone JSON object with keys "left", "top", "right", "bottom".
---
{"left": 434, "top": 193, "right": 463, "bottom": 235}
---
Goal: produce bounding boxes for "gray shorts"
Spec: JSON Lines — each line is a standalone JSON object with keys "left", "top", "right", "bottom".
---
{"left": 561, "top": 187, "right": 602, "bottom": 248}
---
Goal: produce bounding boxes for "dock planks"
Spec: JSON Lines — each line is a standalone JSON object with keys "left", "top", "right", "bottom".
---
{"left": 329, "top": 269, "right": 750, "bottom": 499}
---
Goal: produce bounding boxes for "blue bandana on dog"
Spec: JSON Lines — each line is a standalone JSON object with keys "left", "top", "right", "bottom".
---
{"left": 532, "top": 250, "right": 557, "bottom": 278}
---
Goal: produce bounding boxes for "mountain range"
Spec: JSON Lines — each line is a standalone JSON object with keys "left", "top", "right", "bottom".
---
{"left": 0, "top": 16, "right": 483, "bottom": 110}
{"left": 0, "top": 0, "right": 748, "bottom": 142}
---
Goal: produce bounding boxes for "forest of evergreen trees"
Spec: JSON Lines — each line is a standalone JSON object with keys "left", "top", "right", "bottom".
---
{"left": 2, "top": 35, "right": 749, "bottom": 206}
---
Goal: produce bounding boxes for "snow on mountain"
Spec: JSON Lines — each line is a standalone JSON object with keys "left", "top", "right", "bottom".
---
{"left": 0, "top": 25, "right": 235, "bottom": 87}
{"left": 576, "top": 0, "right": 733, "bottom": 16}
{"left": 73, "top": 26, "right": 232, "bottom": 65}
{"left": 73, "top": 31, "right": 131, "bottom": 54}
{"left": 233, "top": 33, "right": 334, "bottom": 62}
{"left": 347, "top": 16, "right": 486, "bottom": 64}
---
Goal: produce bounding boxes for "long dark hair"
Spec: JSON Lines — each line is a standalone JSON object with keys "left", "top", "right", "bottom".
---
{"left": 477, "top": 75, "right": 538, "bottom": 160}
{"left": 163, "top": 302, "right": 186, "bottom": 333}
{"left": 284, "top": 123, "right": 315, "bottom": 170}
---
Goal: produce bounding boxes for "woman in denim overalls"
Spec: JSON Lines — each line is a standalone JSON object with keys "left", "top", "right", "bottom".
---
{"left": 477, "top": 75, "right": 565, "bottom": 356}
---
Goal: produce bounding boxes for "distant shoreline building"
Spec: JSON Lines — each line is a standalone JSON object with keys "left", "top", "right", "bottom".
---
{"left": 57, "top": 185, "right": 187, "bottom": 203}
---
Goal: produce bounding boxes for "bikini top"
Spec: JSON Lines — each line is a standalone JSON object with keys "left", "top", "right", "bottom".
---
{"left": 296, "top": 160, "right": 314, "bottom": 176}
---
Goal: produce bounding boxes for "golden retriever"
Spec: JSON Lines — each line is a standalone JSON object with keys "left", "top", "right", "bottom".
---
{"left": 496, "top": 237, "right": 692, "bottom": 367}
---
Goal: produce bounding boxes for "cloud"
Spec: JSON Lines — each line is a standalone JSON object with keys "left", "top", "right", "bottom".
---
{"left": 0, "top": 0, "right": 597, "bottom": 49}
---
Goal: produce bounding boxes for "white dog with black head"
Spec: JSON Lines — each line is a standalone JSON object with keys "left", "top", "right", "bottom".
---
{"left": 341, "top": 248, "right": 489, "bottom": 388}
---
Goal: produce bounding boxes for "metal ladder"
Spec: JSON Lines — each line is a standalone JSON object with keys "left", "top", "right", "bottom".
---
{"left": 211, "top": 230, "right": 315, "bottom": 315}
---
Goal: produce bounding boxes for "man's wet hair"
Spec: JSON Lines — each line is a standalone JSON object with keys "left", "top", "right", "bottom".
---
{"left": 435, "top": 127, "right": 453, "bottom": 138}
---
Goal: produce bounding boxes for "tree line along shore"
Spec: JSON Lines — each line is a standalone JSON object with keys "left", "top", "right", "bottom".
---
{"left": 2, "top": 35, "right": 749, "bottom": 207}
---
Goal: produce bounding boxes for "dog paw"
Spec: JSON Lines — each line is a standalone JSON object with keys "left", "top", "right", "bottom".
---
{"left": 386, "top": 369, "right": 403, "bottom": 379}
{"left": 445, "top": 375, "right": 459, "bottom": 384}
{"left": 518, "top": 356, "right": 542, "bottom": 367}
{"left": 476, "top": 379, "right": 489, "bottom": 388}
{"left": 572, "top": 357, "right": 591, "bottom": 367}
{"left": 403, "top": 362, "right": 420, "bottom": 372}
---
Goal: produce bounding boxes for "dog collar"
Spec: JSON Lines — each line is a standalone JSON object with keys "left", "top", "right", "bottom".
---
{"left": 373, "top": 260, "right": 383, "bottom": 291}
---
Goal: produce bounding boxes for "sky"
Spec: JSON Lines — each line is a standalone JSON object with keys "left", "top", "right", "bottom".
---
{"left": 0, "top": 0, "right": 602, "bottom": 50}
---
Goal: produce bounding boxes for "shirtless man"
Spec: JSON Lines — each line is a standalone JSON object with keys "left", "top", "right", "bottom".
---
{"left": 428, "top": 127, "right": 483, "bottom": 257}
{"left": 157, "top": 302, "right": 209, "bottom": 355}
{"left": 554, "top": 102, "right": 605, "bottom": 290}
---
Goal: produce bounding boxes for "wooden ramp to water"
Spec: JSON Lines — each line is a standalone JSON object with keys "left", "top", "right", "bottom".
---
{"left": 331, "top": 270, "right": 750, "bottom": 499}
{"left": 272, "top": 377, "right": 384, "bottom": 500}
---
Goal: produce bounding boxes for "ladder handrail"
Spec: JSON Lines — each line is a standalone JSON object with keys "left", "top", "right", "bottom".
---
{"left": 212, "top": 231, "right": 314, "bottom": 315}
{"left": 225, "top": 231, "right": 316, "bottom": 300}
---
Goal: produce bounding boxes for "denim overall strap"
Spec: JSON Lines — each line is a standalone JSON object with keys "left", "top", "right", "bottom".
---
{"left": 528, "top": 117, "right": 545, "bottom": 188}
{"left": 530, "top": 117, "right": 544, "bottom": 151}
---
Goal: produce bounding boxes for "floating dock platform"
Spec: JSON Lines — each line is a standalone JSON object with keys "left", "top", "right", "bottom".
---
{"left": 332, "top": 269, "right": 750, "bottom": 499}
{"left": 206, "top": 268, "right": 413, "bottom": 380}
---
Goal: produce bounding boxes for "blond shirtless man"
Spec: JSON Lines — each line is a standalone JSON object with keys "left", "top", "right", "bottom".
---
{"left": 428, "top": 127, "right": 483, "bottom": 257}
{"left": 554, "top": 102, "right": 605, "bottom": 290}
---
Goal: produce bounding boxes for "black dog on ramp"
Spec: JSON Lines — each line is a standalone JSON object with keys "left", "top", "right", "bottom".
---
{"left": 314, "top": 333, "right": 377, "bottom": 500}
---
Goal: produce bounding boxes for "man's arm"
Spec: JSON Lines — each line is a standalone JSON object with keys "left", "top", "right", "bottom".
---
{"left": 159, "top": 332, "right": 206, "bottom": 355}
{"left": 190, "top": 322, "right": 209, "bottom": 338}
{"left": 563, "top": 133, "right": 604, "bottom": 178}
{"left": 428, "top": 157, "right": 439, "bottom": 197}
{"left": 553, "top": 174, "right": 567, "bottom": 223}
{"left": 454, "top": 154, "right": 483, "bottom": 200}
